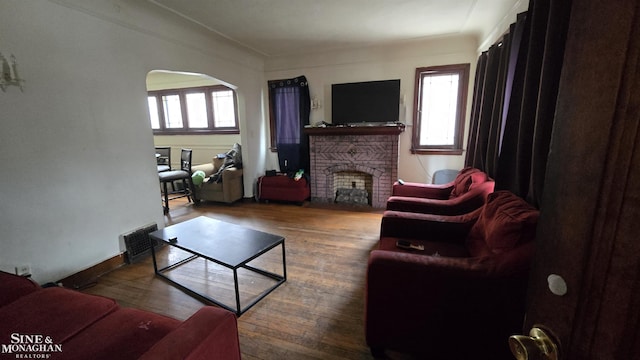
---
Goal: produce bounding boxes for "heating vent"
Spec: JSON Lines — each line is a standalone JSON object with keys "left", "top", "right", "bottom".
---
{"left": 123, "top": 223, "right": 159, "bottom": 263}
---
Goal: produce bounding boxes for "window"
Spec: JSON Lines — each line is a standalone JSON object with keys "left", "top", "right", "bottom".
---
{"left": 185, "top": 92, "right": 207, "bottom": 128}
{"left": 411, "top": 64, "right": 470, "bottom": 155}
{"left": 147, "top": 85, "right": 239, "bottom": 134}
{"left": 211, "top": 90, "right": 237, "bottom": 128}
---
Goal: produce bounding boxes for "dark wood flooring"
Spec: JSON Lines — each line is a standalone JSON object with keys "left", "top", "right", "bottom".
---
{"left": 81, "top": 198, "right": 418, "bottom": 359}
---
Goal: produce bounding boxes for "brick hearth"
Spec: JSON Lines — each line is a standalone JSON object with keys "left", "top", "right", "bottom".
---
{"left": 306, "top": 125, "right": 403, "bottom": 208}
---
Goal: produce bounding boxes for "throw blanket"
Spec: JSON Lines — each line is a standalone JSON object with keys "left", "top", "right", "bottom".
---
{"left": 209, "top": 143, "right": 242, "bottom": 183}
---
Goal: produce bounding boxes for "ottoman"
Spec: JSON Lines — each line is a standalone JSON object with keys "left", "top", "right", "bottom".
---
{"left": 257, "top": 175, "right": 310, "bottom": 204}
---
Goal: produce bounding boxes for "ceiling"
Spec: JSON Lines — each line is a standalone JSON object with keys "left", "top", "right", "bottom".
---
{"left": 148, "top": 0, "right": 526, "bottom": 57}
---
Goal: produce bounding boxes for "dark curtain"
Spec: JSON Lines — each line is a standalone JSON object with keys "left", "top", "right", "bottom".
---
{"left": 465, "top": 35, "right": 513, "bottom": 178}
{"left": 465, "top": 13, "right": 527, "bottom": 184}
{"left": 465, "top": 0, "right": 572, "bottom": 207}
{"left": 268, "top": 75, "right": 311, "bottom": 174}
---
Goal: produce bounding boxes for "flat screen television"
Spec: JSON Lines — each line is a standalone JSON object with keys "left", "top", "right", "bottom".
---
{"left": 331, "top": 79, "right": 400, "bottom": 125}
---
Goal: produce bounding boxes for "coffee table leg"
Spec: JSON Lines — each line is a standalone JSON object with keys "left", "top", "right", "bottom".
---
{"left": 282, "top": 241, "right": 287, "bottom": 280}
{"left": 151, "top": 241, "right": 158, "bottom": 274}
{"left": 233, "top": 269, "right": 241, "bottom": 315}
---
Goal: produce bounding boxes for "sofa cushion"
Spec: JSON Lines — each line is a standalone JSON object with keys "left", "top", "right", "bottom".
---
{"left": 0, "top": 271, "right": 40, "bottom": 307}
{"left": 0, "top": 287, "right": 118, "bottom": 344}
{"left": 197, "top": 181, "right": 223, "bottom": 193}
{"left": 451, "top": 168, "right": 484, "bottom": 198}
{"left": 466, "top": 191, "right": 539, "bottom": 257}
{"left": 378, "top": 237, "right": 470, "bottom": 258}
{"left": 61, "top": 308, "right": 180, "bottom": 360}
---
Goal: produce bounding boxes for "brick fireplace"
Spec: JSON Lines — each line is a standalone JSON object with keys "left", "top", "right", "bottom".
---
{"left": 305, "top": 125, "right": 404, "bottom": 208}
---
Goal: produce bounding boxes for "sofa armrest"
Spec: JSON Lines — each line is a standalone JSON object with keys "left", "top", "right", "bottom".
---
{"left": 386, "top": 181, "right": 494, "bottom": 215}
{"left": 380, "top": 208, "right": 480, "bottom": 241}
{"left": 139, "top": 307, "right": 241, "bottom": 360}
{"left": 386, "top": 196, "right": 458, "bottom": 215}
{"left": 221, "top": 167, "right": 243, "bottom": 181}
{"left": 391, "top": 181, "right": 453, "bottom": 198}
{"left": 0, "top": 271, "right": 40, "bottom": 307}
{"left": 221, "top": 168, "right": 243, "bottom": 203}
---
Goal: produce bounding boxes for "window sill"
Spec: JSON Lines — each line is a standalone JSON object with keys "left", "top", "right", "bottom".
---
{"left": 153, "top": 129, "right": 240, "bottom": 135}
{"left": 411, "top": 148, "right": 463, "bottom": 156}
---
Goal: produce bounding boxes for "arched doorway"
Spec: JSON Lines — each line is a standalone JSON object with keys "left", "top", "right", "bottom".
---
{"left": 146, "top": 70, "right": 242, "bottom": 168}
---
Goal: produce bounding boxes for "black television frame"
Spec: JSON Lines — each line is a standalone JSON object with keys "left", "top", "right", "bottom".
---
{"left": 331, "top": 79, "right": 400, "bottom": 125}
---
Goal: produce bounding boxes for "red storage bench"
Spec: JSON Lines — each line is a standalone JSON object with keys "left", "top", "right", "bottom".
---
{"left": 257, "top": 174, "right": 310, "bottom": 204}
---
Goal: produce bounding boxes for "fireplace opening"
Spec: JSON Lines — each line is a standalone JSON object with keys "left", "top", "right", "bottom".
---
{"left": 333, "top": 171, "right": 372, "bottom": 206}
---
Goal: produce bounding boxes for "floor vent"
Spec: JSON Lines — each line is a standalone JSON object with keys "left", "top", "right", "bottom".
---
{"left": 123, "top": 223, "right": 159, "bottom": 263}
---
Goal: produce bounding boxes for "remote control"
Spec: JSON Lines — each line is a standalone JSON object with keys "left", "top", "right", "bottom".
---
{"left": 396, "top": 240, "right": 424, "bottom": 251}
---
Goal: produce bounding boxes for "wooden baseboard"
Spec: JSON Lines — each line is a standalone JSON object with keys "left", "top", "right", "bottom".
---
{"left": 57, "top": 253, "right": 127, "bottom": 290}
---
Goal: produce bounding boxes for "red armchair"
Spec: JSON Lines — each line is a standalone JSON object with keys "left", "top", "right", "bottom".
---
{"left": 366, "top": 191, "right": 539, "bottom": 359}
{"left": 386, "top": 167, "right": 495, "bottom": 215}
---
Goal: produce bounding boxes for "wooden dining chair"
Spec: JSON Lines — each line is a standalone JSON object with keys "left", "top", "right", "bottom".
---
{"left": 155, "top": 146, "right": 171, "bottom": 173}
{"left": 158, "top": 149, "right": 194, "bottom": 214}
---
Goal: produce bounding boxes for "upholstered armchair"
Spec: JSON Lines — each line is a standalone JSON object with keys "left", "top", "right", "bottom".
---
{"left": 191, "top": 157, "right": 243, "bottom": 204}
{"left": 367, "top": 191, "right": 539, "bottom": 359}
{"left": 386, "top": 167, "right": 495, "bottom": 215}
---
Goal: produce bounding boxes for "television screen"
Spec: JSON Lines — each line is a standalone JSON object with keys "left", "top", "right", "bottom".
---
{"left": 331, "top": 79, "right": 400, "bottom": 125}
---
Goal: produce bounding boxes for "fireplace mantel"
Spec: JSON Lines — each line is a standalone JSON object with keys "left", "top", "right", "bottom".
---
{"left": 304, "top": 123, "right": 405, "bottom": 136}
{"left": 307, "top": 125, "right": 402, "bottom": 208}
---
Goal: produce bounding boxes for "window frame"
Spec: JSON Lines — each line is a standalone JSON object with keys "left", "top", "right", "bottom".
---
{"left": 411, "top": 63, "right": 470, "bottom": 155}
{"left": 148, "top": 85, "right": 239, "bottom": 135}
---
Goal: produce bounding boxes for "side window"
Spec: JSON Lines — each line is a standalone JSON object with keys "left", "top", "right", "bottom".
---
{"left": 411, "top": 64, "right": 470, "bottom": 154}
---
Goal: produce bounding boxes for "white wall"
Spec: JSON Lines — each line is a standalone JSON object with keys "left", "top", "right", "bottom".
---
{"left": 478, "top": 0, "right": 530, "bottom": 52}
{"left": 0, "top": 0, "right": 265, "bottom": 283}
{"left": 265, "top": 35, "right": 478, "bottom": 183}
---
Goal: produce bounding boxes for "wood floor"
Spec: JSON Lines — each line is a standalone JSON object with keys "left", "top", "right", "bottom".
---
{"left": 81, "top": 198, "right": 405, "bottom": 359}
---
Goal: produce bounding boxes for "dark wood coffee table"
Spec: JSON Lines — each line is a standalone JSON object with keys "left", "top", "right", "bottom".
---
{"left": 149, "top": 216, "right": 286, "bottom": 316}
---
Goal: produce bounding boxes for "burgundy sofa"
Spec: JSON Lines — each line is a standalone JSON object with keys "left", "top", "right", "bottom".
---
{"left": 386, "top": 167, "right": 495, "bottom": 215}
{"left": 257, "top": 174, "right": 310, "bottom": 204}
{"left": 367, "top": 191, "right": 539, "bottom": 359}
{"left": 0, "top": 271, "right": 241, "bottom": 360}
